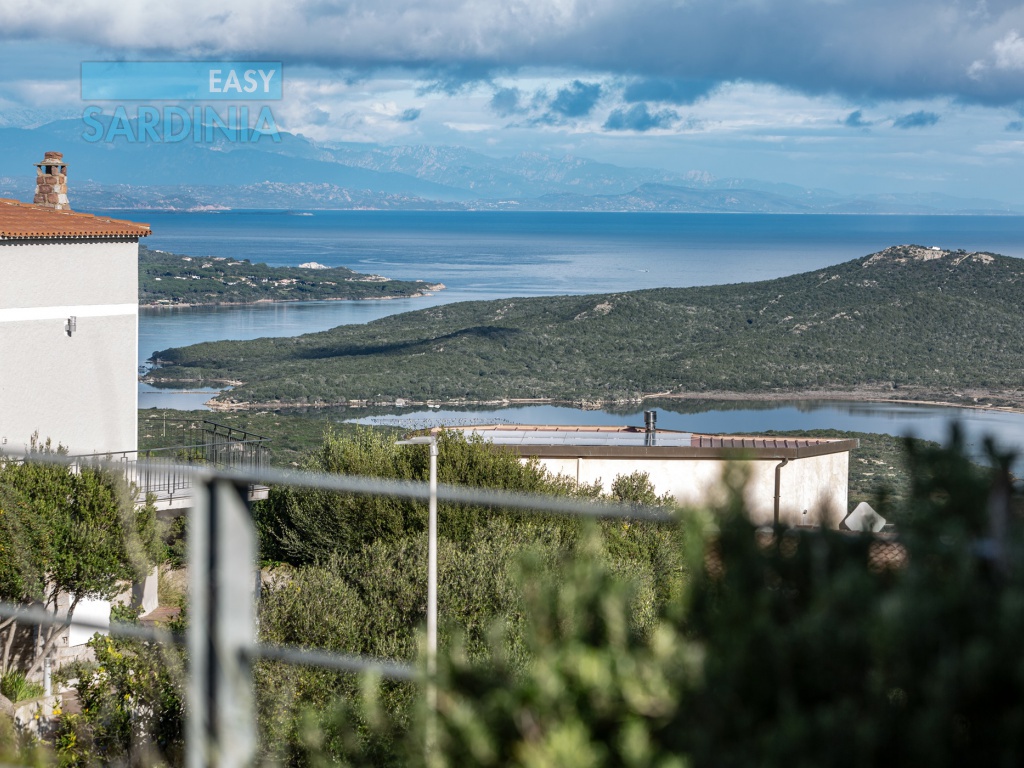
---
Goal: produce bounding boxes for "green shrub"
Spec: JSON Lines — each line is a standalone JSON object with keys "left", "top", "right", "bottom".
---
{"left": 54, "top": 619, "right": 186, "bottom": 767}
{"left": 0, "top": 671, "right": 43, "bottom": 703}
{"left": 37, "top": 426, "right": 1024, "bottom": 767}
{"left": 305, "top": 428, "right": 1024, "bottom": 767}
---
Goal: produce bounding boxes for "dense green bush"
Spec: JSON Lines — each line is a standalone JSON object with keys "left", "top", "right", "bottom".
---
{"left": 252, "top": 427, "right": 598, "bottom": 565}
{"left": 0, "top": 443, "right": 161, "bottom": 678}
{"left": 250, "top": 429, "right": 680, "bottom": 763}
{"left": 0, "top": 671, "right": 42, "bottom": 703}
{"left": 37, "top": 427, "right": 1024, "bottom": 767}
{"left": 266, "top": 428, "right": 1024, "bottom": 767}
{"left": 54, "top": 608, "right": 186, "bottom": 768}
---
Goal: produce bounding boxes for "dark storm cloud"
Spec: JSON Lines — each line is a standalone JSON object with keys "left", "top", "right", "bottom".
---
{"left": 603, "top": 103, "right": 678, "bottom": 131}
{"left": 893, "top": 110, "right": 940, "bottom": 129}
{"left": 549, "top": 80, "right": 602, "bottom": 118}
{"left": 7, "top": 1, "right": 1024, "bottom": 104}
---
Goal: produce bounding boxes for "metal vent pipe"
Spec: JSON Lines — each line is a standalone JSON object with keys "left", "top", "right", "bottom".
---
{"left": 644, "top": 410, "right": 657, "bottom": 446}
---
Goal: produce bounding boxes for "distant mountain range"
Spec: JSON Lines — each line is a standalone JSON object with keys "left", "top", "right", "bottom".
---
{"left": 0, "top": 118, "right": 1019, "bottom": 215}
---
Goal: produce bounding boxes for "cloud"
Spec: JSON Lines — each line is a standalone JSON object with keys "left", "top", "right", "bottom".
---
{"left": 603, "top": 103, "right": 678, "bottom": 131}
{"left": 967, "top": 30, "right": 1024, "bottom": 81}
{"left": 5, "top": 1, "right": 1024, "bottom": 104}
{"left": 893, "top": 110, "right": 940, "bottom": 129}
{"left": 622, "top": 78, "right": 712, "bottom": 105}
{"left": 993, "top": 30, "right": 1024, "bottom": 70}
{"left": 489, "top": 86, "right": 523, "bottom": 117}
{"left": 843, "top": 110, "right": 871, "bottom": 128}
{"left": 416, "top": 63, "right": 494, "bottom": 95}
{"left": 1006, "top": 120, "right": 1024, "bottom": 132}
{"left": 306, "top": 106, "right": 331, "bottom": 126}
{"left": 398, "top": 107, "right": 420, "bottom": 122}
{"left": 549, "top": 80, "right": 602, "bottom": 118}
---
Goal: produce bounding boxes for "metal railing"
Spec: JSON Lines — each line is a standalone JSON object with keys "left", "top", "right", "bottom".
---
{"left": 67, "top": 419, "right": 271, "bottom": 505}
{"left": 0, "top": 451, "right": 671, "bottom": 767}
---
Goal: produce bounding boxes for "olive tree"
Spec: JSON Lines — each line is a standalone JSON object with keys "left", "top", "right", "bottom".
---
{"left": 0, "top": 439, "right": 160, "bottom": 677}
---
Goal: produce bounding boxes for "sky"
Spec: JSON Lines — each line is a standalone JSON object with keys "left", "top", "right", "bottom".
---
{"left": 2, "top": 0, "right": 1024, "bottom": 203}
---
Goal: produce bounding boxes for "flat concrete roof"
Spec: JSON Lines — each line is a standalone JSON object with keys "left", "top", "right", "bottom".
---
{"left": 435, "top": 424, "right": 859, "bottom": 460}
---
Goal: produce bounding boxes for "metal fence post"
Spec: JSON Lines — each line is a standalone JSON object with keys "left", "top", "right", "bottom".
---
{"left": 188, "top": 476, "right": 258, "bottom": 768}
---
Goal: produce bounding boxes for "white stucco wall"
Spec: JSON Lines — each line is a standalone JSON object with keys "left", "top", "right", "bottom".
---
{"left": 67, "top": 597, "right": 111, "bottom": 647}
{"left": 0, "top": 240, "right": 138, "bottom": 309}
{"left": 0, "top": 239, "right": 139, "bottom": 456}
{"left": 535, "top": 452, "right": 849, "bottom": 528}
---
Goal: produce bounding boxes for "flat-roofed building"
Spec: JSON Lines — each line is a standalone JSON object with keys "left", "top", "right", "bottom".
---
{"left": 442, "top": 423, "right": 858, "bottom": 528}
{"left": 0, "top": 152, "right": 150, "bottom": 455}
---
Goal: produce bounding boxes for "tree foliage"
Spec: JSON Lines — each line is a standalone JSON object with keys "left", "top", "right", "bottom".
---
{"left": 279, "top": 428, "right": 1024, "bottom": 767}
{"left": 37, "top": 427, "right": 1024, "bottom": 767}
{"left": 54, "top": 608, "right": 186, "bottom": 768}
{"left": 253, "top": 427, "right": 597, "bottom": 565}
{"left": 139, "top": 245, "right": 437, "bottom": 307}
{"left": 0, "top": 442, "right": 161, "bottom": 677}
{"left": 249, "top": 428, "right": 678, "bottom": 763}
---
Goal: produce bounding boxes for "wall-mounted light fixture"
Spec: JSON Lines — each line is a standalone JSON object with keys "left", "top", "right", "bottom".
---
{"left": 65, "top": 316, "right": 77, "bottom": 336}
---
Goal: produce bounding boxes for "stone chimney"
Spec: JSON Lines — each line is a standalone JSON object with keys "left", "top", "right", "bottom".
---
{"left": 34, "top": 151, "right": 69, "bottom": 210}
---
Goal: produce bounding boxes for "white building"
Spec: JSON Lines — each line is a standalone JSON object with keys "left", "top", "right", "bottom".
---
{"left": 0, "top": 152, "right": 150, "bottom": 456}
{"left": 445, "top": 422, "right": 858, "bottom": 528}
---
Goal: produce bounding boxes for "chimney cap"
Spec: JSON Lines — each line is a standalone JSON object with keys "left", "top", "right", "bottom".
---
{"left": 34, "top": 151, "right": 70, "bottom": 210}
{"left": 35, "top": 151, "right": 65, "bottom": 167}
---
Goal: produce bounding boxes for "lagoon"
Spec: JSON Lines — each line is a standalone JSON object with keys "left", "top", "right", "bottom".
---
{"left": 347, "top": 400, "right": 1024, "bottom": 469}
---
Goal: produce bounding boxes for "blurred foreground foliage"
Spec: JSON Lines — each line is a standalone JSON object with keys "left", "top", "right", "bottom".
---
{"left": 284, "top": 427, "right": 1024, "bottom": 767}
{"left": 36, "top": 427, "right": 1024, "bottom": 767}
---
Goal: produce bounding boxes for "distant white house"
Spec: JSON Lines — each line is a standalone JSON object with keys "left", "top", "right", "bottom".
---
{"left": 443, "top": 419, "right": 858, "bottom": 528}
{"left": 0, "top": 152, "right": 150, "bottom": 456}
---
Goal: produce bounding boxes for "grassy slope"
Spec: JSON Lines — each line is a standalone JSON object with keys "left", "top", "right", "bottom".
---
{"left": 146, "top": 246, "right": 1024, "bottom": 407}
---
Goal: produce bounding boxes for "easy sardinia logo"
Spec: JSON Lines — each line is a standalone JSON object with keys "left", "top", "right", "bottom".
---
{"left": 80, "top": 61, "right": 283, "bottom": 144}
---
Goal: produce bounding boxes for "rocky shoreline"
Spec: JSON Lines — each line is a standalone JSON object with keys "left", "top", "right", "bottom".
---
{"left": 140, "top": 284, "right": 446, "bottom": 309}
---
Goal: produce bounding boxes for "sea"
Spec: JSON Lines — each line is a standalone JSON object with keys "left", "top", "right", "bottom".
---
{"left": 132, "top": 210, "right": 1024, "bottom": 461}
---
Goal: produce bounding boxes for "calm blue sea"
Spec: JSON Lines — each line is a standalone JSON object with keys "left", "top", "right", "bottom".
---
{"left": 135, "top": 211, "right": 1024, "bottom": 362}
{"left": 137, "top": 210, "right": 1024, "bottom": 298}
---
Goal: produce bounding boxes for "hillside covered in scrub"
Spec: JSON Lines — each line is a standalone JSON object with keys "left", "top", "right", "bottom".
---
{"left": 146, "top": 245, "right": 1024, "bottom": 409}
{"left": 139, "top": 245, "right": 442, "bottom": 306}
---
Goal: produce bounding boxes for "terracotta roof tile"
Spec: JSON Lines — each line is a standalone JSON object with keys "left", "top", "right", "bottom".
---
{"left": 0, "top": 198, "right": 150, "bottom": 240}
